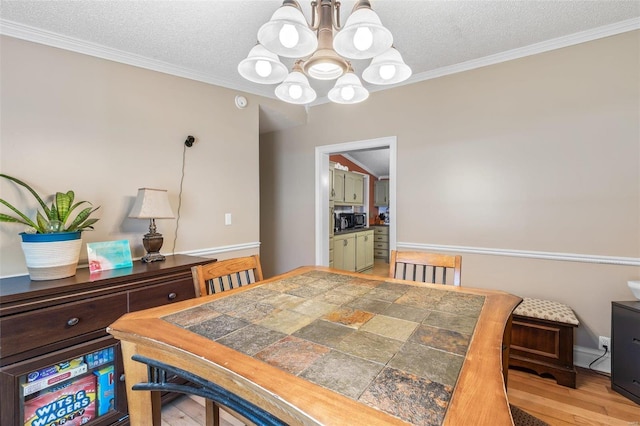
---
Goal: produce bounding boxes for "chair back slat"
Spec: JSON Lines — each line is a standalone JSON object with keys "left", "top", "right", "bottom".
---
{"left": 192, "top": 255, "right": 264, "bottom": 297}
{"left": 389, "top": 250, "right": 462, "bottom": 286}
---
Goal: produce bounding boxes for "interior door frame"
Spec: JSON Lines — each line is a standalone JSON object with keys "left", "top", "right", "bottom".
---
{"left": 314, "top": 136, "right": 397, "bottom": 266}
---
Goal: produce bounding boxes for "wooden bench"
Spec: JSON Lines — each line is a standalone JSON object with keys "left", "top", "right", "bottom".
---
{"left": 509, "top": 297, "right": 579, "bottom": 388}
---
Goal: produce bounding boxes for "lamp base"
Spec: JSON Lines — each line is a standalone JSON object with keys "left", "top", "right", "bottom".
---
{"left": 141, "top": 252, "right": 166, "bottom": 263}
{"left": 141, "top": 232, "right": 166, "bottom": 263}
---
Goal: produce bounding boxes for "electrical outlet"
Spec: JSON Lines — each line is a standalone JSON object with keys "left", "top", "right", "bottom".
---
{"left": 598, "top": 336, "right": 610, "bottom": 351}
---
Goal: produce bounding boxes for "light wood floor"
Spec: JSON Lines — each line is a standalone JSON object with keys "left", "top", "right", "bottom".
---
{"left": 508, "top": 367, "right": 640, "bottom": 426}
{"left": 160, "top": 367, "right": 639, "bottom": 425}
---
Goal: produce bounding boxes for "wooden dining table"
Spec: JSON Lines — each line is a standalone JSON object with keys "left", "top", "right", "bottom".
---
{"left": 107, "top": 266, "right": 521, "bottom": 425}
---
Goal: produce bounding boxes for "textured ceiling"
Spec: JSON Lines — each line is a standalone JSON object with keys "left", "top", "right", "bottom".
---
{"left": 1, "top": 0, "right": 639, "bottom": 107}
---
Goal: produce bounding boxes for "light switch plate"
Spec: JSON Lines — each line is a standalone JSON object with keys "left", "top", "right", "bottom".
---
{"left": 225, "top": 213, "right": 232, "bottom": 226}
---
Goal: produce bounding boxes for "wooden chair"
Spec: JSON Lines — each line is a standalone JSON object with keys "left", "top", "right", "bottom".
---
{"left": 389, "top": 250, "right": 462, "bottom": 286}
{"left": 192, "top": 254, "right": 263, "bottom": 297}
{"left": 191, "top": 255, "right": 263, "bottom": 426}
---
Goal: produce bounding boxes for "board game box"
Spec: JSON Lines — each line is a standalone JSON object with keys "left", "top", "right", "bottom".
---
{"left": 24, "top": 374, "right": 96, "bottom": 426}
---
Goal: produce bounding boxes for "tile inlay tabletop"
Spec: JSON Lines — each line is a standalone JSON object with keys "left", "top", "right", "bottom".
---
{"left": 108, "top": 266, "right": 521, "bottom": 425}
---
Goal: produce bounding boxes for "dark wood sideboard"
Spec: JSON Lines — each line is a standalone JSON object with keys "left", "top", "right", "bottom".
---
{"left": 0, "top": 254, "right": 212, "bottom": 426}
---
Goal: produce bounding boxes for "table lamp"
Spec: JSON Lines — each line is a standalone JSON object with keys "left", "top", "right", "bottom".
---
{"left": 128, "top": 188, "right": 175, "bottom": 263}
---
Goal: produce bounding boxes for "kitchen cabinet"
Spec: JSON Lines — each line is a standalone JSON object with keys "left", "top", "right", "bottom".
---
{"left": 374, "top": 180, "right": 389, "bottom": 207}
{"left": 373, "top": 225, "right": 389, "bottom": 262}
{"left": 344, "top": 173, "right": 364, "bottom": 205}
{"left": 333, "top": 230, "right": 373, "bottom": 272}
{"left": 332, "top": 170, "right": 345, "bottom": 203}
{"left": 334, "top": 233, "right": 356, "bottom": 272}
{"left": 0, "top": 254, "right": 211, "bottom": 426}
{"left": 356, "top": 230, "right": 374, "bottom": 272}
{"left": 332, "top": 168, "right": 364, "bottom": 206}
{"left": 611, "top": 301, "right": 640, "bottom": 404}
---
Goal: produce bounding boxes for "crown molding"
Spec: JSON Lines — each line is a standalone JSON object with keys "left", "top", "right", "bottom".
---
{"left": 0, "top": 19, "right": 273, "bottom": 98}
{"left": 368, "top": 17, "right": 640, "bottom": 96}
{"left": 2, "top": 17, "right": 638, "bottom": 104}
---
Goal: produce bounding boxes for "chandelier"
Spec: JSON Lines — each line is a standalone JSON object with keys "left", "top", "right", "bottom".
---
{"left": 238, "top": 0, "right": 412, "bottom": 105}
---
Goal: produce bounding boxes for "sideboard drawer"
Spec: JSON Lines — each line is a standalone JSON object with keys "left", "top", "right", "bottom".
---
{"left": 129, "top": 277, "right": 196, "bottom": 312}
{"left": 0, "top": 292, "right": 127, "bottom": 358}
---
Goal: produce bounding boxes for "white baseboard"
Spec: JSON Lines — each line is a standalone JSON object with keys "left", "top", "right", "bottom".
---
{"left": 574, "top": 344, "right": 610, "bottom": 375}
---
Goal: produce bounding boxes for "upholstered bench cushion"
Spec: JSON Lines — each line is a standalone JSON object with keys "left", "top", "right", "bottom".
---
{"left": 513, "top": 297, "right": 579, "bottom": 326}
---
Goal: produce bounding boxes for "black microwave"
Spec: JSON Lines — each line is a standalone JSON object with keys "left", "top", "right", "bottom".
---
{"left": 353, "top": 213, "right": 366, "bottom": 228}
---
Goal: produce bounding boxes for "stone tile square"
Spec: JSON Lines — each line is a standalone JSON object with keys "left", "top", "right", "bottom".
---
{"left": 163, "top": 306, "right": 220, "bottom": 327}
{"left": 410, "top": 325, "right": 471, "bottom": 356}
{"left": 313, "top": 291, "right": 358, "bottom": 305}
{"left": 347, "top": 277, "right": 385, "bottom": 288}
{"left": 365, "top": 286, "right": 406, "bottom": 302}
{"left": 336, "top": 331, "right": 403, "bottom": 364}
{"left": 266, "top": 280, "right": 301, "bottom": 293}
{"left": 422, "top": 311, "right": 478, "bottom": 335}
{"left": 187, "top": 314, "right": 249, "bottom": 341}
{"left": 433, "top": 293, "right": 485, "bottom": 317}
{"left": 259, "top": 292, "right": 306, "bottom": 310}
{"left": 255, "top": 336, "right": 330, "bottom": 375}
{"left": 359, "top": 367, "right": 452, "bottom": 426}
{"left": 240, "top": 286, "right": 279, "bottom": 301}
{"left": 291, "top": 299, "right": 339, "bottom": 319}
{"left": 322, "top": 307, "right": 374, "bottom": 329}
{"left": 333, "top": 283, "right": 372, "bottom": 297}
{"left": 226, "top": 301, "right": 280, "bottom": 323}
{"left": 395, "top": 287, "right": 445, "bottom": 309}
{"left": 286, "top": 284, "right": 329, "bottom": 298}
{"left": 300, "top": 350, "right": 383, "bottom": 399}
{"left": 360, "top": 315, "right": 418, "bottom": 342}
{"left": 286, "top": 275, "right": 319, "bottom": 285}
{"left": 205, "top": 293, "right": 257, "bottom": 314}
{"left": 292, "top": 319, "right": 354, "bottom": 347}
{"left": 389, "top": 341, "right": 464, "bottom": 387}
{"left": 307, "top": 278, "right": 345, "bottom": 291}
{"left": 346, "top": 297, "right": 391, "bottom": 314}
{"left": 257, "top": 309, "right": 315, "bottom": 334}
{"left": 217, "top": 324, "right": 286, "bottom": 356}
{"left": 382, "top": 303, "right": 430, "bottom": 323}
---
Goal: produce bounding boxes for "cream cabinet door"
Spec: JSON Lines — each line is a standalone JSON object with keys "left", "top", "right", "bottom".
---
{"left": 334, "top": 233, "right": 356, "bottom": 272}
{"left": 356, "top": 230, "right": 374, "bottom": 271}
{"left": 374, "top": 180, "right": 389, "bottom": 207}
{"left": 333, "top": 170, "right": 345, "bottom": 203}
{"left": 344, "top": 172, "right": 364, "bottom": 205}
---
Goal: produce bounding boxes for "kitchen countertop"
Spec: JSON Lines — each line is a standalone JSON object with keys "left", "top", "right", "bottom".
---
{"left": 334, "top": 227, "right": 373, "bottom": 235}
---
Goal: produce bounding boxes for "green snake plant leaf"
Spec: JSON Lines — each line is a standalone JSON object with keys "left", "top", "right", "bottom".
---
{"left": 0, "top": 174, "right": 52, "bottom": 218}
{"left": 55, "top": 191, "right": 73, "bottom": 224}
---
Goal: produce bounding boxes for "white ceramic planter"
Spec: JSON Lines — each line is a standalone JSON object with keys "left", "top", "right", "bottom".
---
{"left": 628, "top": 280, "right": 640, "bottom": 300}
{"left": 20, "top": 232, "right": 82, "bottom": 280}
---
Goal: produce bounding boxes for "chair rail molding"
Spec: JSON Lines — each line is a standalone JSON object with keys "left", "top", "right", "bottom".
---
{"left": 397, "top": 242, "right": 640, "bottom": 267}
{"left": 181, "top": 242, "right": 261, "bottom": 258}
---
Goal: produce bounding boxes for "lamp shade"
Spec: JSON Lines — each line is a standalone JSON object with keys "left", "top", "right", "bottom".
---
{"left": 333, "top": 7, "right": 393, "bottom": 60}
{"left": 328, "top": 72, "right": 369, "bottom": 104}
{"left": 257, "top": 3, "right": 317, "bottom": 58}
{"left": 128, "top": 188, "right": 175, "bottom": 219}
{"left": 275, "top": 70, "right": 317, "bottom": 104}
{"left": 238, "top": 44, "right": 289, "bottom": 84}
{"left": 362, "top": 47, "right": 412, "bottom": 85}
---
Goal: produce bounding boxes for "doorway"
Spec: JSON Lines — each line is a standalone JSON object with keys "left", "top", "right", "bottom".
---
{"left": 314, "top": 136, "right": 397, "bottom": 266}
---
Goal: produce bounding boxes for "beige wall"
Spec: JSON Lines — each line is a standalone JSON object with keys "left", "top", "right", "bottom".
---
{"left": 260, "top": 32, "right": 640, "bottom": 349}
{"left": 0, "top": 36, "right": 268, "bottom": 275}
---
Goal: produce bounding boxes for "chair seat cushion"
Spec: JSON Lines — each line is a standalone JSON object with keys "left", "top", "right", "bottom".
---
{"left": 513, "top": 297, "right": 579, "bottom": 326}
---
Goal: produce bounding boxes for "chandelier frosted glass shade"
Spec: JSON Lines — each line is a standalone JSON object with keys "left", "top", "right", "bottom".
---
{"left": 240, "top": 0, "right": 411, "bottom": 105}
{"left": 328, "top": 72, "right": 369, "bottom": 104}
{"left": 238, "top": 45, "right": 289, "bottom": 84}
{"left": 257, "top": 4, "right": 318, "bottom": 58}
{"left": 275, "top": 69, "right": 317, "bottom": 104}
{"left": 333, "top": 8, "right": 393, "bottom": 60}
{"left": 362, "top": 47, "right": 412, "bottom": 85}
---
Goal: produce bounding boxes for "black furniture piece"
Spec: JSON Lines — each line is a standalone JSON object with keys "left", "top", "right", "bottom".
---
{"left": 611, "top": 301, "right": 640, "bottom": 405}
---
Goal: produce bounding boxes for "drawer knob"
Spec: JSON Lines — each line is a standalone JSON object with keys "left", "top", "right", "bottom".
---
{"left": 67, "top": 317, "right": 80, "bottom": 327}
{"left": 168, "top": 292, "right": 177, "bottom": 300}
{"left": 120, "top": 374, "right": 126, "bottom": 382}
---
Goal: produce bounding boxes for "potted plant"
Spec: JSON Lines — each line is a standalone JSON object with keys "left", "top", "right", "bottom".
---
{"left": 0, "top": 174, "right": 100, "bottom": 280}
